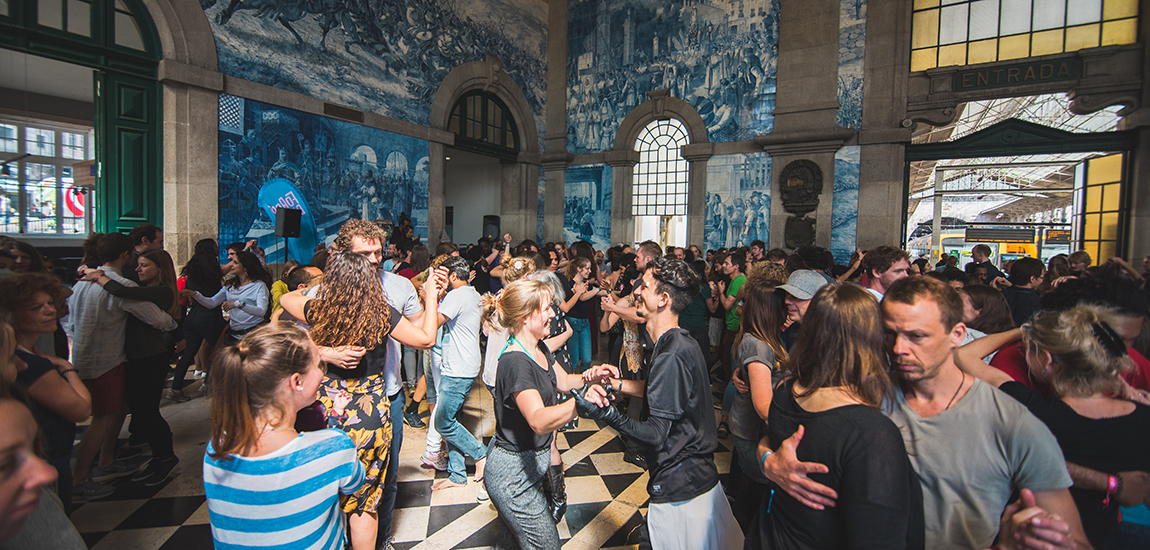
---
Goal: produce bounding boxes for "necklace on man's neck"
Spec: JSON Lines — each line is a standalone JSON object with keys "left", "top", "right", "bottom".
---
{"left": 944, "top": 371, "right": 967, "bottom": 411}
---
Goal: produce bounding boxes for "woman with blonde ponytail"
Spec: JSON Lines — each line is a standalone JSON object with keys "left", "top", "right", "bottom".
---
{"left": 956, "top": 304, "right": 1150, "bottom": 548}
{"left": 481, "top": 279, "right": 608, "bottom": 549}
{"left": 203, "top": 322, "right": 363, "bottom": 550}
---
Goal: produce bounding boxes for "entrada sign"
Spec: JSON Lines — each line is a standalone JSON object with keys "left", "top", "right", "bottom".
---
{"left": 953, "top": 59, "right": 1082, "bottom": 91}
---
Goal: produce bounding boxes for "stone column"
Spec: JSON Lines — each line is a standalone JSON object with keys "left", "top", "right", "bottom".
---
{"left": 605, "top": 150, "right": 639, "bottom": 246}
{"left": 500, "top": 160, "right": 540, "bottom": 243}
{"left": 543, "top": 0, "right": 570, "bottom": 245}
{"left": 428, "top": 142, "right": 446, "bottom": 242}
{"left": 857, "top": 0, "right": 914, "bottom": 249}
{"left": 159, "top": 60, "right": 224, "bottom": 267}
{"left": 681, "top": 142, "right": 715, "bottom": 249}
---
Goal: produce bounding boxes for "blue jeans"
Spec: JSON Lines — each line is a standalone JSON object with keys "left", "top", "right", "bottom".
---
{"left": 377, "top": 389, "right": 404, "bottom": 539}
{"left": 566, "top": 317, "right": 592, "bottom": 373}
{"left": 734, "top": 437, "right": 771, "bottom": 485}
{"left": 435, "top": 375, "right": 487, "bottom": 484}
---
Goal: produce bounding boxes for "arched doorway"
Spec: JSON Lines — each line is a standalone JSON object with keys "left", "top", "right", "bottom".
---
{"left": 429, "top": 58, "right": 540, "bottom": 246}
{"left": 632, "top": 118, "right": 690, "bottom": 247}
{"left": 0, "top": 0, "right": 163, "bottom": 235}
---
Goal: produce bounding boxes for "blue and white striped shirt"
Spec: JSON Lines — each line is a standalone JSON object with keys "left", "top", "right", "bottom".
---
{"left": 204, "top": 429, "right": 364, "bottom": 550}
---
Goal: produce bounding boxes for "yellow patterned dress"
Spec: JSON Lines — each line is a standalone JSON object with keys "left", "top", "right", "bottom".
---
{"left": 317, "top": 375, "right": 392, "bottom": 515}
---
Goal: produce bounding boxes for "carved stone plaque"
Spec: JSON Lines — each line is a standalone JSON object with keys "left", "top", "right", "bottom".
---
{"left": 779, "top": 160, "right": 823, "bottom": 215}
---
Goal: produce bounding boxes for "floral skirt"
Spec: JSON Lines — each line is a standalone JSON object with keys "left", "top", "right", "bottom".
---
{"left": 319, "top": 375, "right": 392, "bottom": 515}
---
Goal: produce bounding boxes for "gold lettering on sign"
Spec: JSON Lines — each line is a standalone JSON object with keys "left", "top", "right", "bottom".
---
{"left": 1040, "top": 64, "right": 1053, "bottom": 78}
{"left": 1024, "top": 66, "right": 1036, "bottom": 80}
{"left": 1057, "top": 62, "right": 1071, "bottom": 77}
{"left": 963, "top": 73, "right": 974, "bottom": 87}
{"left": 787, "top": 178, "right": 804, "bottom": 187}
{"left": 1007, "top": 68, "right": 1020, "bottom": 82}
{"left": 978, "top": 72, "right": 989, "bottom": 86}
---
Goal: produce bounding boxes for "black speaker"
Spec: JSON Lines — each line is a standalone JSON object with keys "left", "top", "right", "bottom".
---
{"left": 275, "top": 208, "right": 302, "bottom": 238}
{"left": 482, "top": 215, "right": 500, "bottom": 241}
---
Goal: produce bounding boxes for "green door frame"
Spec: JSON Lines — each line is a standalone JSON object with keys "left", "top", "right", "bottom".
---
{"left": 903, "top": 118, "right": 1136, "bottom": 252}
{"left": 0, "top": 0, "right": 162, "bottom": 234}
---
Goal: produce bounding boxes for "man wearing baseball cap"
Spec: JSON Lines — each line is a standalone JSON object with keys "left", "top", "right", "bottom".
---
{"left": 775, "top": 270, "right": 833, "bottom": 351}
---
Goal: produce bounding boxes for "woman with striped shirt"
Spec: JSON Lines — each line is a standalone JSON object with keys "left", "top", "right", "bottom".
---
{"left": 203, "top": 322, "right": 363, "bottom": 550}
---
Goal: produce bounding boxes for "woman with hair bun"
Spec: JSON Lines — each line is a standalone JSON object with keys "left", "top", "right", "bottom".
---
{"left": 956, "top": 305, "right": 1150, "bottom": 548}
{"left": 479, "top": 279, "right": 606, "bottom": 549}
{"left": 203, "top": 322, "right": 362, "bottom": 550}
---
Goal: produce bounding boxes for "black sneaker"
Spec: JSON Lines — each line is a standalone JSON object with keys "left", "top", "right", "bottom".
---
{"left": 115, "top": 442, "right": 147, "bottom": 461}
{"left": 403, "top": 411, "right": 426, "bottom": 429}
{"left": 131, "top": 457, "right": 179, "bottom": 486}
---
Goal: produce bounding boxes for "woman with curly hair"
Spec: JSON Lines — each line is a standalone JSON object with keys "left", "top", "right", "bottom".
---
{"left": 280, "top": 251, "right": 445, "bottom": 550}
{"left": 169, "top": 239, "right": 226, "bottom": 400}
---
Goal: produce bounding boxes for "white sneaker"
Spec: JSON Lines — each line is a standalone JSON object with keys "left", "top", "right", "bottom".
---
{"left": 476, "top": 480, "right": 489, "bottom": 502}
{"left": 420, "top": 451, "right": 448, "bottom": 471}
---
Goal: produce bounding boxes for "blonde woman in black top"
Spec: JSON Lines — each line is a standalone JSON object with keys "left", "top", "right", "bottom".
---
{"left": 479, "top": 279, "right": 607, "bottom": 549}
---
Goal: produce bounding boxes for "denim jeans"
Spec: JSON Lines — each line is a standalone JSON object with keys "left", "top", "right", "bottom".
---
{"left": 566, "top": 317, "right": 592, "bottom": 373}
{"left": 377, "top": 389, "right": 405, "bottom": 540}
{"left": 734, "top": 437, "right": 771, "bottom": 486}
{"left": 435, "top": 375, "right": 487, "bottom": 484}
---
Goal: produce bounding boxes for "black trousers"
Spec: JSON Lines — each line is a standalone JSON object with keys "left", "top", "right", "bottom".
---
{"left": 171, "top": 315, "right": 223, "bottom": 391}
{"left": 126, "top": 351, "right": 175, "bottom": 460}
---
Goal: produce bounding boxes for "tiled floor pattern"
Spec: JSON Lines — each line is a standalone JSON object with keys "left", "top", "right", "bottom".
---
{"left": 70, "top": 374, "right": 733, "bottom": 550}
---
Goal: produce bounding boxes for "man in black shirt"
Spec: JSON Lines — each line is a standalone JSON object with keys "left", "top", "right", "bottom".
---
{"left": 576, "top": 258, "right": 743, "bottom": 550}
{"left": 999, "top": 257, "right": 1045, "bottom": 326}
{"left": 970, "top": 244, "right": 1005, "bottom": 284}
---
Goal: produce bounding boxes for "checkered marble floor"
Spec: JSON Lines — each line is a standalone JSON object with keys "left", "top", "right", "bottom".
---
{"left": 70, "top": 375, "right": 732, "bottom": 550}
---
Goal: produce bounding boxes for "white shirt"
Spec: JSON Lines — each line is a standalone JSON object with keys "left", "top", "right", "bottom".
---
{"left": 380, "top": 270, "right": 422, "bottom": 397}
{"left": 438, "top": 285, "right": 482, "bottom": 378}
{"left": 193, "top": 281, "right": 269, "bottom": 331}
{"left": 67, "top": 266, "right": 177, "bottom": 379}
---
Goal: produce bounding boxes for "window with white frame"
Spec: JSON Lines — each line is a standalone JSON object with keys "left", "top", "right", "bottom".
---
{"left": 1, "top": 118, "right": 94, "bottom": 235}
{"left": 632, "top": 119, "right": 689, "bottom": 216}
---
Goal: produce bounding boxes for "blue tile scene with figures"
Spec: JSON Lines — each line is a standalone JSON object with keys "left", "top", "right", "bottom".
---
{"left": 566, "top": 0, "right": 779, "bottom": 154}
{"left": 705, "top": 153, "right": 773, "bottom": 252}
{"left": 832, "top": 146, "right": 861, "bottom": 265}
{"left": 564, "top": 165, "right": 613, "bottom": 251}
{"left": 217, "top": 95, "right": 429, "bottom": 263}
{"left": 837, "top": 0, "right": 866, "bottom": 130}
{"left": 201, "top": 0, "right": 547, "bottom": 146}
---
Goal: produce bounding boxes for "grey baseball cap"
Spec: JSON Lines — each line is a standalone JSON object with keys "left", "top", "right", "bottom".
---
{"left": 776, "top": 269, "right": 831, "bottom": 300}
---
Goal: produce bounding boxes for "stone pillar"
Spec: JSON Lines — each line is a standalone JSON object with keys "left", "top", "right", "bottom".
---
{"left": 1127, "top": 126, "right": 1150, "bottom": 260}
{"left": 857, "top": 0, "right": 914, "bottom": 248}
{"left": 500, "top": 160, "right": 539, "bottom": 243}
{"left": 759, "top": 0, "right": 853, "bottom": 250}
{"left": 605, "top": 150, "right": 639, "bottom": 246}
{"left": 159, "top": 60, "right": 224, "bottom": 267}
{"left": 543, "top": 0, "right": 569, "bottom": 245}
{"left": 542, "top": 154, "right": 571, "bottom": 244}
{"left": 428, "top": 142, "right": 446, "bottom": 242}
{"left": 681, "top": 142, "right": 715, "bottom": 249}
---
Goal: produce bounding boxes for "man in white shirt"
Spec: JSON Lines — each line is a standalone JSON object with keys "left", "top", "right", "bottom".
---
{"left": 429, "top": 256, "right": 487, "bottom": 496}
{"left": 67, "top": 233, "right": 176, "bottom": 502}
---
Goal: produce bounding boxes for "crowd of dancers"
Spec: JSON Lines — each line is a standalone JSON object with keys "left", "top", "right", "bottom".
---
{"left": 1, "top": 221, "right": 1149, "bottom": 550}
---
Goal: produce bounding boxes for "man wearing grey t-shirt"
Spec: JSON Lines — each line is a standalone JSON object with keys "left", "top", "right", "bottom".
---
{"left": 430, "top": 256, "right": 487, "bottom": 494}
{"left": 761, "top": 276, "right": 1090, "bottom": 550}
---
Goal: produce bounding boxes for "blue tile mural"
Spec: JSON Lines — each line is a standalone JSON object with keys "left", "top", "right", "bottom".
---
{"left": 705, "top": 153, "right": 772, "bottom": 252}
{"left": 564, "top": 165, "right": 612, "bottom": 251}
{"left": 837, "top": 0, "right": 866, "bottom": 129}
{"left": 566, "top": 0, "right": 779, "bottom": 154}
{"left": 217, "top": 95, "right": 429, "bottom": 263}
{"left": 202, "top": 0, "right": 547, "bottom": 148}
{"left": 831, "top": 146, "right": 860, "bottom": 265}
{"left": 538, "top": 171, "right": 546, "bottom": 245}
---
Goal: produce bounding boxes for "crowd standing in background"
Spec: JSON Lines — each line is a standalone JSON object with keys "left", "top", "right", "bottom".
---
{"left": 1, "top": 222, "right": 1150, "bottom": 550}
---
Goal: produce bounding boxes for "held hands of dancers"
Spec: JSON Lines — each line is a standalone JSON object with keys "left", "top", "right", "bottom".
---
{"left": 570, "top": 383, "right": 614, "bottom": 421}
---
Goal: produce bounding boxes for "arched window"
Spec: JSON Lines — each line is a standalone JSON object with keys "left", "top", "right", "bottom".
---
{"left": 448, "top": 90, "right": 519, "bottom": 160}
{"left": 633, "top": 119, "right": 689, "bottom": 216}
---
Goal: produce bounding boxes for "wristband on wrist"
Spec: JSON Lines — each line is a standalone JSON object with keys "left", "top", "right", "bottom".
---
{"left": 1103, "top": 474, "right": 1119, "bottom": 507}
{"left": 761, "top": 450, "right": 773, "bottom": 469}
{"left": 58, "top": 368, "right": 77, "bottom": 375}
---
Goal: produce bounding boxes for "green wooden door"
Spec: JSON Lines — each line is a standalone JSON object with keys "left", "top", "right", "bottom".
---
{"left": 96, "top": 71, "right": 161, "bottom": 233}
